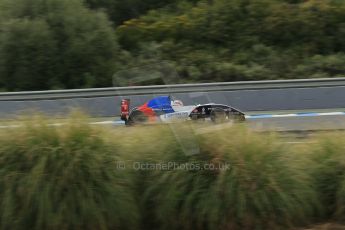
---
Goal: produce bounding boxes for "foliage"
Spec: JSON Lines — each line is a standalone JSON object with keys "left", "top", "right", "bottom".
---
{"left": 3, "top": 116, "right": 345, "bottom": 228}
{"left": 84, "top": 0, "right": 191, "bottom": 26}
{"left": 0, "top": 0, "right": 120, "bottom": 90}
{"left": 116, "top": 0, "right": 345, "bottom": 83}
{"left": 140, "top": 126, "right": 320, "bottom": 230}
{"left": 309, "top": 134, "right": 345, "bottom": 220}
{"left": 0, "top": 116, "right": 139, "bottom": 230}
{"left": 1, "top": 0, "right": 345, "bottom": 89}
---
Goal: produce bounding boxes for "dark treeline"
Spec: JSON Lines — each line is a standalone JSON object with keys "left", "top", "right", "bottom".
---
{"left": 0, "top": 0, "right": 345, "bottom": 91}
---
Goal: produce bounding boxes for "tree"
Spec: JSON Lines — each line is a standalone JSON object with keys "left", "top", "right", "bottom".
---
{"left": 84, "top": 0, "right": 184, "bottom": 26}
{"left": 116, "top": 0, "right": 345, "bottom": 83}
{"left": 0, "top": 0, "right": 120, "bottom": 90}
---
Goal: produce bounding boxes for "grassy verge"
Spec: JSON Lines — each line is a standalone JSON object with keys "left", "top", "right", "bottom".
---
{"left": 0, "top": 115, "right": 139, "bottom": 230}
{"left": 308, "top": 134, "right": 345, "bottom": 221}
{"left": 0, "top": 115, "right": 344, "bottom": 229}
{"left": 135, "top": 126, "right": 320, "bottom": 230}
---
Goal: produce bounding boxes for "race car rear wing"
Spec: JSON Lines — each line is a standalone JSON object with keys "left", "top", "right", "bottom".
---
{"left": 120, "top": 99, "right": 130, "bottom": 121}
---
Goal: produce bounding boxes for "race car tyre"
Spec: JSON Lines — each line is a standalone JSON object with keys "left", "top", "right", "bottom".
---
{"left": 127, "top": 110, "right": 148, "bottom": 125}
{"left": 190, "top": 114, "right": 199, "bottom": 121}
{"left": 239, "top": 114, "right": 246, "bottom": 122}
{"left": 210, "top": 108, "right": 227, "bottom": 123}
{"left": 226, "top": 112, "right": 246, "bottom": 122}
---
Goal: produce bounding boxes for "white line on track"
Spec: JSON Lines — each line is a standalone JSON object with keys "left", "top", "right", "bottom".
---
{"left": 245, "top": 111, "right": 345, "bottom": 119}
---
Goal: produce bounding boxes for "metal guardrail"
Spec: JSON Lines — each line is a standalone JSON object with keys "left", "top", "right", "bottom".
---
{"left": 1, "top": 77, "right": 345, "bottom": 101}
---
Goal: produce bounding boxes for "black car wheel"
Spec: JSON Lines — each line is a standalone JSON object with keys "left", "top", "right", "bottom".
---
{"left": 127, "top": 110, "right": 148, "bottom": 125}
{"left": 190, "top": 114, "right": 199, "bottom": 121}
{"left": 210, "top": 108, "right": 227, "bottom": 123}
{"left": 238, "top": 114, "right": 246, "bottom": 122}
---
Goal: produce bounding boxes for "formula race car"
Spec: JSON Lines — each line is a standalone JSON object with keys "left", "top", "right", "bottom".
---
{"left": 120, "top": 96, "right": 245, "bottom": 126}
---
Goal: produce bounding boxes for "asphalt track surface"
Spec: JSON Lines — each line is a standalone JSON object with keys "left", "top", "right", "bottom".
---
{"left": 1, "top": 110, "right": 345, "bottom": 132}
{"left": 111, "top": 111, "right": 345, "bottom": 132}
{"left": 247, "top": 115, "right": 345, "bottom": 132}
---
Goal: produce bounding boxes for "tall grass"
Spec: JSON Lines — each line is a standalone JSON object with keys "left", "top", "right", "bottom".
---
{"left": 140, "top": 126, "right": 321, "bottom": 230}
{"left": 1, "top": 116, "right": 345, "bottom": 229}
{"left": 109, "top": 124, "right": 196, "bottom": 229}
{"left": 0, "top": 116, "right": 139, "bottom": 230}
{"left": 308, "top": 134, "right": 345, "bottom": 221}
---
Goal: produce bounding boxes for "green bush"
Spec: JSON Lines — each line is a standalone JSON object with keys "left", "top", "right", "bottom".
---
{"left": 0, "top": 118, "right": 139, "bottom": 230}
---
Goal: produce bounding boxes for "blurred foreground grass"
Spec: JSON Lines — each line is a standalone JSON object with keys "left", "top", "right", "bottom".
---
{"left": 0, "top": 114, "right": 345, "bottom": 230}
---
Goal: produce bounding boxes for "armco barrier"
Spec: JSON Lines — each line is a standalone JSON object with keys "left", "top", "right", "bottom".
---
{"left": 1, "top": 78, "right": 345, "bottom": 118}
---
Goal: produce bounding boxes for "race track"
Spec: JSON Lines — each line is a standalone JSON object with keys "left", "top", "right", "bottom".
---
{"left": 2, "top": 110, "right": 345, "bottom": 132}
{"left": 112, "top": 110, "right": 345, "bottom": 132}
{"left": 247, "top": 114, "right": 345, "bottom": 131}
